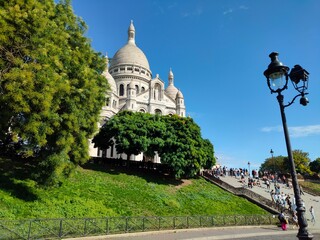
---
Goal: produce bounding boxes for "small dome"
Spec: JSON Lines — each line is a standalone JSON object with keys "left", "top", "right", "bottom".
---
{"left": 129, "top": 80, "right": 135, "bottom": 89}
{"left": 103, "top": 71, "right": 117, "bottom": 93}
{"left": 176, "top": 90, "right": 184, "bottom": 99}
{"left": 165, "top": 84, "right": 178, "bottom": 99}
{"left": 103, "top": 53, "right": 117, "bottom": 93}
{"left": 165, "top": 68, "right": 178, "bottom": 99}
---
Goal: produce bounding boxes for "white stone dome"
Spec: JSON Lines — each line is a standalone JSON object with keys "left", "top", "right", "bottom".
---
{"left": 166, "top": 84, "right": 178, "bottom": 99}
{"left": 103, "top": 53, "right": 117, "bottom": 93}
{"left": 104, "top": 71, "right": 117, "bottom": 93}
{"left": 110, "top": 44, "right": 150, "bottom": 70}
{"left": 176, "top": 90, "right": 184, "bottom": 98}
{"left": 165, "top": 68, "right": 178, "bottom": 99}
{"left": 110, "top": 21, "right": 150, "bottom": 71}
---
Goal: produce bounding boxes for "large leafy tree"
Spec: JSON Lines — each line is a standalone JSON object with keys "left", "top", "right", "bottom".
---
{"left": 105, "top": 111, "right": 151, "bottom": 160}
{"left": 159, "top": 115, "right": 212, "bottom": 178}
{"left": 201, "top": 138, "right": 215, "bottom": 169}
{"left": 309, "top": 158, "right": 320, "bottom": 174}
{"left": 260, "top": 150, "right": 312, "bottom": 176}
{"left": 93, "top": 111, "right": 167, "bottom": 161}
{"left": 285, "top": 150, "right": 312, "bottom": 175}
{"left": 0, "top": 0, "right": 108, "bottom": 185}
{"left": 93, "top": 112, "right": 215, "bottom": 178}
{"left": 260, "top": 155, "right": 287, "bottom": 173}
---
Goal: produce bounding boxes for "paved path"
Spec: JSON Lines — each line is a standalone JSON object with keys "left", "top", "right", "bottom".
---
{"left": 218, "top": 175, "right": 320, "bottom": 231}
{"left": 66, "top": 226, "right": 320, "bottom": 240}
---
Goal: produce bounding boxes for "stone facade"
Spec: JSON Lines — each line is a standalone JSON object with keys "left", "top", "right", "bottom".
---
{"left": 90, "top": 21, "right": 186, "bottom": 162}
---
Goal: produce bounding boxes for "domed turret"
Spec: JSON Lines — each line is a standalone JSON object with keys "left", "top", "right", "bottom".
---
{"left": 103, "top": 53, "right": 117, "bottom": 93}
{"left": 165, "top": 68, "right": 178, "bottom": 99}
{"left": 176, "top": 89, "right": 184, "bottom": 99}
{"left": 128, "top": 80, "right": 135, "bottom": 89}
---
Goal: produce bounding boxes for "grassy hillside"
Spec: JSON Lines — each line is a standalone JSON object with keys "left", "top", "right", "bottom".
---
{"left": 0, "top": 157, "right": 268, "bottom": 219}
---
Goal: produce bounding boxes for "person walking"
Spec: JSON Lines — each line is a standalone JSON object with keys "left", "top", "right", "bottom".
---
{"left": 266, "top": 179, "right": 270, "bottom": 190}
{"left": 278, "top": 211, "right": 288, "bottom": 230}
{"left": 292, "top": 211, "right": 299, "bottom": 229}
{"left": 300, "top": 185, "right": 305, "bottom": 195}
{"left": 310, "top": 206, "right": 316, "bottom": 225}
{"left": 270, "top": 189, "right": 275, "bottom": 202}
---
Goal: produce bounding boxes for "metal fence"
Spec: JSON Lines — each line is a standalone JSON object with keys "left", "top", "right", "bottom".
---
{"left": 0, "top": 215, "right": 278, "bottom": 240}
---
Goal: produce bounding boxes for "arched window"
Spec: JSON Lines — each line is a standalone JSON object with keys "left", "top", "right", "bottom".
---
{"left": 154, "top": 83, "right": 161, "bottom": 100}
{"left": 135, "top": 85, "right": 139, "bottom": 94}
{"left": 119, "top": 84, "right": 124, "bottom": 96}
{"left": 141, "top": 87, "right": 145, "bottom": 92}
{"left": 139, "top": 109, "right": 146, "bottom": 113}
{"left": 155, "top": 109, "right": 162, "bottom": 115}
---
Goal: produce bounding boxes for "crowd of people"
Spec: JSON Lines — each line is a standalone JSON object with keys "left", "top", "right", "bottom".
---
{"left": 207, "top": 166, "right": 316, "bottom": 230}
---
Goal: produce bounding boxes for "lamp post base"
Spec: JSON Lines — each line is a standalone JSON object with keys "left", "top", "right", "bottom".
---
{"left": 297, "top": 234, "right": 313, "bottom": 240}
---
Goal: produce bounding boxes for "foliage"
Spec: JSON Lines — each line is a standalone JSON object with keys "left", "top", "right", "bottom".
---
{"left": 260, "top": 150, "right": 313, "bottom": 176}
{"left": 0, "top": 0, "right": 108, "bottom": 185}
{"left": 0, "top": 158, "right": 268, "bottom": 219}
{"left": 309, "top": 158, "right": 320, "bottom": 173}
{"left": 93, "top": 112, "right": 215, "bottom": 178}
{"left": 286, "top": 150, "right": 312, "bottom": 175}
{"left": 259, "top": 155, "right": 286, "bottom": 173}
{"left": 159, "top": 115, "right": 214, "bottom": 178}
{"left": 201, "top": 139, "right": 215, "bottom": 169}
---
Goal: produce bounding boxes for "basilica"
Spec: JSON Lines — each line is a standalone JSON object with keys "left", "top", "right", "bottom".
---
{"left": 89, "top": 21, "right": 186, "bottom": 162}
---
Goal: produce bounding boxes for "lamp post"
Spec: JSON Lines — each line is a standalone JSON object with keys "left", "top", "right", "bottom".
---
{"left": 270, "top": 149, "right": 274, "bottom": 169}
{"left": 248, "top": 161, "right": 250, "bottom": 177}
{"left": 263, "top": 52, "right": 312, "bottom": 240}
{"left": 270, "top": 149, "right": 276, "bottom": 185}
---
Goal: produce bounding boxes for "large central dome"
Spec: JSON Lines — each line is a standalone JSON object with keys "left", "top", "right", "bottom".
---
{"left": 110, "top": 21, "right": 150, "bottom": 71}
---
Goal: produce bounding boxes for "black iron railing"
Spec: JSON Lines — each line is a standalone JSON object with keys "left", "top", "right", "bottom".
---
{"left": 0, "top": 215, "right": 278, "bottom": 240}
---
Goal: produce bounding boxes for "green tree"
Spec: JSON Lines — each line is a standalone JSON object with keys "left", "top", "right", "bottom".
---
{"left": 201, "top": 139, "right": 215, "bottom": 169}
{"left": 93, "top": 112, "right": 214, "bottom": 178}
{"left": 260, "top": 150, "right": 312, "bottom": 176}
{"left": 309, "top": 158, "right": 320, "bottom": 173}
{"left": 283, "top": 150, "right": 312, "bottom": 175}
{"left": 260, "top": 155, "right": 286, "bottom": 174}
{"left": 159, "top": 115, "right": 211, "bottom": 178}
{"left": 94, "top": 111, "right": 152, "bottom": 161}
{"left": 143, "top": 114, "right": 166, "bottom": 159}
{"left": 0, "top": 0, "right": 108, "bottom": 185}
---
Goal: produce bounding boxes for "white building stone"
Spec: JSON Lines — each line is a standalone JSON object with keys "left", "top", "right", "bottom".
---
{"left": 90, "top": 21, "right": 186, "bottom": 162}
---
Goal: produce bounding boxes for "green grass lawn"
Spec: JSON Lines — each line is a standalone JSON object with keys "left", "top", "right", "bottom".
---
{"left": 0, "top": 157, "right": 269, "bottom": 220}
{"left": 300, "top": 180, "right": 320, "bottom": 196}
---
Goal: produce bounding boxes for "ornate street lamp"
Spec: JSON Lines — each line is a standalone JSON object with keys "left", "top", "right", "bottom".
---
{"left": 270, "top": 149, "right": 274, "bottom": 170}
{"left": 270, "top": 149, "right": 276, "bottom": 185}
{"left": 248, "top": 161, "right": 250, "bottom": 177}
{"left": 264, "top": 52, "right": 312, "bottom": 240}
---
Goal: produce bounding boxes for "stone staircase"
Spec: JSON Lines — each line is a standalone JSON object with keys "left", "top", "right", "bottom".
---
{"left": 203, "top": 172, "right": 280, "bottom": 214}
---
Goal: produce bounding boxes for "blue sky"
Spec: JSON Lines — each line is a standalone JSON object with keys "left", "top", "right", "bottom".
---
{"left": 71, "top": 0, "right": 320, "bottom": 170}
